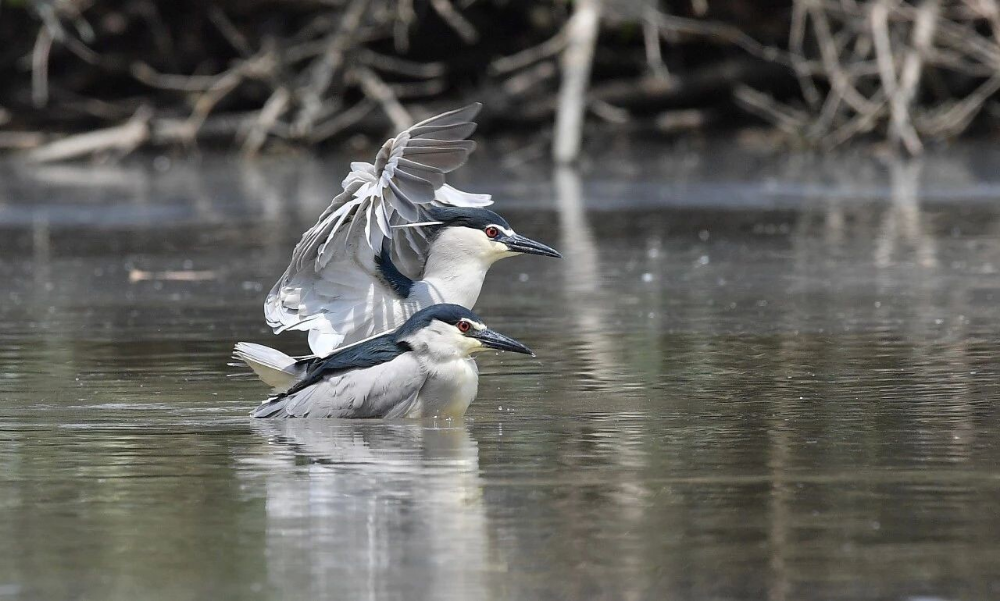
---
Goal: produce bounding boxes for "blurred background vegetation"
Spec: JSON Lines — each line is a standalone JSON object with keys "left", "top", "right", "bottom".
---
{"left": 2, "top": 0, "right": 999, "bottom": 162}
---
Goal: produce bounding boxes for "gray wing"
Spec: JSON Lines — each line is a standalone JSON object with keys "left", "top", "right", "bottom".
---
{"left": 252, "top": 354, "right": 426, "bottom": 419}
{"left": 264, "top": 104, "right": 491, "bottom": 356}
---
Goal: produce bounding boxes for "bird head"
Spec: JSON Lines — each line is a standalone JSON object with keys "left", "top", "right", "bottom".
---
{"left": 396, "top": 304, "right": 534, "bottom": 359}
{"left": 421, "top": 207, "right": 561, "bottom": 263}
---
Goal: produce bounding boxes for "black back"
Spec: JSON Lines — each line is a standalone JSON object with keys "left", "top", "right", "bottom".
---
{"left": 425, "top": 206, "right": 510, "bottom": 234}
{"left": 268, "top": 304, "right": 483, "bottom": 402}
{"left": 271, "top": 333, "right": 405, "bottom": 401}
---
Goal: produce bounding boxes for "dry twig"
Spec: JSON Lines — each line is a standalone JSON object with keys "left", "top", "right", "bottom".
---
{"left": 353, "top": 67, "right": 413, "bottom": 131}
{"left": 310, "top": 100, "right": 377, "bottom": 143}
{"left": 242, "top": 87, "right": 291, "bottom": 158}
{"left": 430, "top": 0, "right": 479, "bottom": 43}
{"left": 295, "top": 0, "right": 372, "bottom": 134}
{"left": 27, "top": 108, "right": 152, "bottom": 163}
{"left": 31, "top": 27, "right": 53, "bottom": 107}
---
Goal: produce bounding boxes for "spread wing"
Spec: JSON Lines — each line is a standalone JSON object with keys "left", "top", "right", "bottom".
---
{"left": 264, "top": 103, "right": 491, "bottom": 356}
{"left": 251, "top": 353, "right": 426, "bottom": 419}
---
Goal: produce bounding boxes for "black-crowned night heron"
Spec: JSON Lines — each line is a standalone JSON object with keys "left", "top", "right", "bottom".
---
{"left": 238, "top": 304, "right": 532, "bottom": 419}
{"left": 264, "top": 103, "right": 560, "bottom": 356}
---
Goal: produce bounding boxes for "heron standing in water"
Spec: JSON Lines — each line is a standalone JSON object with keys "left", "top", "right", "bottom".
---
{"left": 241, "top": 304, "right": 533, "bottom": 419}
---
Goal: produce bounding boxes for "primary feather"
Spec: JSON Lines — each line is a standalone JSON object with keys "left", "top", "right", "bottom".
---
{"left": 265, "top": 103, "right": 492, "bottom": 356}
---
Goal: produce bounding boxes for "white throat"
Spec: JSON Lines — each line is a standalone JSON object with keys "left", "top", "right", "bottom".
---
{"left": 399, "top": 321, "right": 481, "bottom": 418}
{"left": 416, "top": 228, "right": 507, "bottom": 308}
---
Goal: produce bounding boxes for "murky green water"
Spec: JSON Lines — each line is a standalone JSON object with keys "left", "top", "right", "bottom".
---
{"left": 1, "top": 147, "right": 999, "bottom": 600}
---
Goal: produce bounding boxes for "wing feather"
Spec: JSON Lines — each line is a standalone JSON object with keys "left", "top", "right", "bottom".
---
{"left": 392, "top": 226, "right": 430, "bottom": 277}
{"left": 435, "top": 183, "right": 492, "bottom": 207}
{"left": 395, "top": 158, "right": 447, "bottom": 188}
{"left": 383, "top": 186, "right": 420, "bottom": 222}
{"left": 264, "top": 103, "right": 492, "bottom": 356}
{"left": 407, "top": 122, "right": 477, "bottom": 141}
{"left": 390, "top": 165, "right": 432, "bottom": 194}
{"left": 404, "top": 139, "right": 477, "bottom": 151}
{"left": 411, "top": 103, "right": 482, "bottom": 128}
{"left": 255, "top": 354, "right": 426, "bottom": 418}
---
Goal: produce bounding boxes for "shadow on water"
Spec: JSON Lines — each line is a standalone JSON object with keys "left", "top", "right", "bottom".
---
{"left": 1, "top": 143, "right": 1000, "bottom": 599}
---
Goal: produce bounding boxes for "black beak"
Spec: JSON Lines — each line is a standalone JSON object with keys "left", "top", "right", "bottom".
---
{"left": 472, "top": 328, "right": 535, "bottom": 356}
{"left": 503, "top": 233, "right": 562, "bottom": 258}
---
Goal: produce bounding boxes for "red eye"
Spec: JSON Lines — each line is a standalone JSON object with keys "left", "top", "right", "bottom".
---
{"left": 485, "top": 226, "right": 499, "bottom": 239}
{"left": 458, "top": 321, "right": 471, "bottom": 333}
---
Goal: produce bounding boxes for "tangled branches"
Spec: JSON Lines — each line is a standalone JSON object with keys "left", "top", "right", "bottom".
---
{"left": 2, "top": 0, "right": 1000, "bottom": 162}
{"left": 4, "top": 0, "right": 484, "bottom": 160}
{"left": 734, "top": 0, "right": 1000, "bottom": 153}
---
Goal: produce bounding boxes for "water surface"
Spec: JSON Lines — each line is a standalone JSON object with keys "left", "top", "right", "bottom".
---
{"left": 1, "top": 146, "right": 999, "bottom": 600}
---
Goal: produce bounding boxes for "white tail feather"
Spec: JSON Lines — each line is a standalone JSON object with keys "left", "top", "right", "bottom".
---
{"left": 233, "top": 342, "right": 303, "bottom": 392}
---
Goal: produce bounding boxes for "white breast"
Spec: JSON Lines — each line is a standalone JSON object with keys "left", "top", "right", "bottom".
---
{"left": 408, "top": 358, "right": 480, "bottom": 419}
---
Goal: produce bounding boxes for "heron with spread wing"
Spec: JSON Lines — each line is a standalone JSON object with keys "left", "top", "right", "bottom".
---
{"left": 263, "top": 103, "right": 560, "bottom": 357}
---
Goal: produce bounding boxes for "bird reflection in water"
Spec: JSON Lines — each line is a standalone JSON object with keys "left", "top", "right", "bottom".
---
{"left": 246, "top": 420, "right": 490, "bottom": 600}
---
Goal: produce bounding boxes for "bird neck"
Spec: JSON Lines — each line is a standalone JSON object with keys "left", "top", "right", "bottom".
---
{"left": 418, "top": 229, "right": 498, "bottom": 306}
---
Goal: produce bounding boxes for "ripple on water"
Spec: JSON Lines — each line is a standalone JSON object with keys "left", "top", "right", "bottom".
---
{"left": 2, "top": 153, "right": 1000, "bottom": 600}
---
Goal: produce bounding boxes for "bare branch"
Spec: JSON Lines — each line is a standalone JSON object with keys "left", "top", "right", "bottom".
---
{"left": 429, "top": 0, "right": 479, "bottom": 44}
{"left": 242, "top": 86, "right": 291, "bottom": 157}
{"left": 353, "top": 66, "right": 412, "bottom": 131}
{"left": 643, "top": 10, "right": 670, "bottom": 80}
{"left": 588, "top": 98, "right": 629, "bottom": 123}
{"left": 295, "top": 0, "right": 371, "bottom": 133}
{"left": 490, "top": 31, "right": 567, "bottom": 75}
{"left": 734, "top": 85, "right": 810, "bottom": 135}
{"left": 503, "top": 60, "right": 558, "bottom": 97}
{"left": 209, "top": 6, "right": 253, "bottom": 57}
{"left": 650, "top": 11, "right": 794, "bottom": 67}
{"left": 889, "top": 0, "right": 940, "bottom": 154}
{"left": 789, "top": 1, "right": 822, "bottom": 107}
{"left": 31, "top": 27, "right": 53, "bottom": 108}
{"left": 356, "top": 48, "right": 447, "bottom": 78}
{"left": 182, "top": 51, "right": 277, "bottom": 144}
{"left": 27, "top": 108, "right": 152, "bottom": 163}
{"left": 310, "top": 99, "right": 376, "bottom": 143}
{"left": 131, "top": 62, "right": 221, "bottom": 92}
{"left": 394, "top": 0, "right": 415, "bottom": 53}
{"left": 554, "top": 0, "right": 602, "bottom": 163}
{"left": 390, "top": 79, "right": 449, "bottom": 99}
{"left": 807, "top": 0, "right": 880, "bottom": 116}
{"left": 921, "top": 73, "right": 1000, "bottom": 135}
